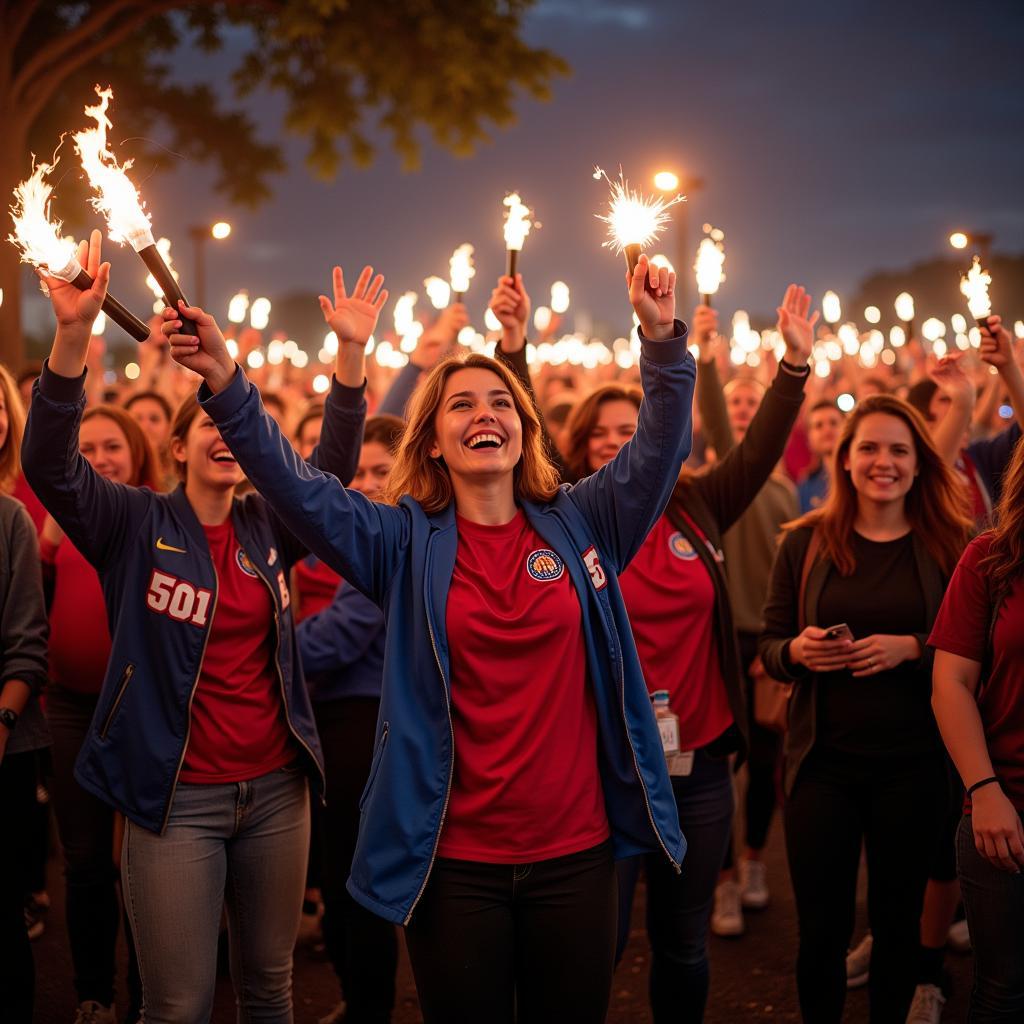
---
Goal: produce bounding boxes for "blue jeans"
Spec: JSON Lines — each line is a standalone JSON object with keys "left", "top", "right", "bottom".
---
{"left": 957, "top": 812, "right": 1024, "bottom": 1022}
{"left": 122, "top": 765, "right": 310, "bottom": 1023}
{"left": 616, "top": 749, "right": 734, "bottom": 1023}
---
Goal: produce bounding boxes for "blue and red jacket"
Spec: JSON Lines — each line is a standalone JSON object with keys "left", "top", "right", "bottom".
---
{"left": 22, "top": 366, "right": 366, "bottom": 833}
{"left": 200, "top": 326, "right": 696, "bottom": 925}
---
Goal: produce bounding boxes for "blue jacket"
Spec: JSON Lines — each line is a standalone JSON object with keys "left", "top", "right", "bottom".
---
{"left": 201, "top": 327, "right": 696, "bottom": 925}
{"left": 297, "top": 581, "right": 386, "bottom": 703}
{"left": 22, "top": 366, "right": 366, "bottom": 833}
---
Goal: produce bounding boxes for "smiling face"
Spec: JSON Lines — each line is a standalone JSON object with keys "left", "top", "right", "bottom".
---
{"left": 429, "top": 367, "right": 523, "bottom": 482}
{"left": 172, "top": 411, "right": 243, "bottom": 490}
{"left": 725, "top": 381, "right": 762, "bottom": 440}
{"left": 587, "top": 399, "right": 639, "bottom": 473}
{"left": 80, "top": 414, "right": 134, "bottom": 484}
{"left": 808, "top": 407, "right": 844, "bottom": 460}
{"left": 128, "top": 397, "right": 171, "bottom": 450}
{"left": 843, "top": 412, "right": 918, "bottom": 507}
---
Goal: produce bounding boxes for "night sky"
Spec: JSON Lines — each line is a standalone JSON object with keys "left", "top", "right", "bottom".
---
{"left": 23, "top": 0, "right": 1024, "bottom": 347}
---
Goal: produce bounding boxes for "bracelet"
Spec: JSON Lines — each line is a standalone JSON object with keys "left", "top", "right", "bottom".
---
{"left": 967, "top": 776, "right": 1000, "bottom": 798}
{"left": 780, "top": 358, "right": 810, "bottom": 376}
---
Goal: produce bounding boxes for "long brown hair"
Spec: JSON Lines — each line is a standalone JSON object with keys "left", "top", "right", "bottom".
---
{"left": 381, "top": 354, "right": 560, "bottom": 513}
{"left": 82, "top": 406, "right": 161, "bottom": 490}
{"left": 562, "top": 383, "right": 643, "bottom": 483}
{"left": 784, "top": 394, "right": 971, "bottom": 576}
{"left": 0, "top": 364, "right": 26, "bottom": 491}
{"left": 981, "top": 435, "right": 1024, "bottom": 603}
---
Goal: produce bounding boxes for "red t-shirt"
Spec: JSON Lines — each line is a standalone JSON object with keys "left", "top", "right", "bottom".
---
{"left": 619, "top": 513, "right": 733, "bottom": 750}
{"left": 180, "top": 521, "right": 294, "bottom": 783}
{"left": 293, "top": 555, "right": 342, "bottom": 622}
{"left": 438, "top": 510, "right": 609, "bottom": 863}
{"left": 42, "top": 537, "right": 111, "bottom": 696}
{"left": 13, "top": 474, "right": 47, "bottom": 533}
{"left": 928, "top": 534, "right": 1024, "bottom": 811}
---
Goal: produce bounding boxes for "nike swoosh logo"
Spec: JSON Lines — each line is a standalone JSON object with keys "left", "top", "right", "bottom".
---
{"left": 156, "top": 537, "right": 187, "bottom": 553}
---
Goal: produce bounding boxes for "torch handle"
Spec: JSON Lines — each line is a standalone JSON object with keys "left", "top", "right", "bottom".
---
{"left": 976, "top": 316, "right": 992, "bottom": 332}
{"left": 69, "top": 268, "right": 150, "bottom": 343}
{"left": 138, "top": 245, "right": 199, "bottom": 337}
{"left": 507, "top": 250, "right": 518, "bottom": 281}
{"left": 453, "top": 292, "right": 466, "bottom": 306}
{"left": 700, "top": 293, "right": 712, "bottom": 308}
{"left": 623, "top": 244, "right": 642, "bottom": 278}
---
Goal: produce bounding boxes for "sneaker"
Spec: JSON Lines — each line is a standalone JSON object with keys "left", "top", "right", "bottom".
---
{"left": 846, "top": 932, "right": 872, "bottom": 989}
{"left": 905, "top": 983, "right": 946, "bottom": 1023}
{"left": 947, "top": 919, "right": 971, "bottom": 952}
{"left": 710, "top": 879, "right": 745, "bottom": 937}
{"left": 317, "top": 1001, "right": 347, "bottom": 1024}
{"left": 74, "top": 1001, "right": 117, "bottom": 1024}
{"left": 739, "top": 859, "right": 770, "bottom": 910}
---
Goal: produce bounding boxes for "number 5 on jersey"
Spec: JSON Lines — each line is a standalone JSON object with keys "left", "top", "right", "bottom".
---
{"left": 147, "top": 569, "right": 213, "bottom": 627}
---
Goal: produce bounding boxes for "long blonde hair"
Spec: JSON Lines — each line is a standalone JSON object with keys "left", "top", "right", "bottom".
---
{"left": 382, "top": 354, "right": 560, "bottom": 513}
{"left": 0, "top": 364, "right": 27, "bottom": 492}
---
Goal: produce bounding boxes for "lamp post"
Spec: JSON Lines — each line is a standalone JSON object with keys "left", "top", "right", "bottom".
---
{"left": 188, "top": 221, "right": 232, "bottom": 308}
{"left": 654, "top": 168, "right": 704, "bottom": 301}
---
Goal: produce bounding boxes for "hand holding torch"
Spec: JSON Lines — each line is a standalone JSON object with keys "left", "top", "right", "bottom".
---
{"left": 960, "top": 256, "right": 993, "bottom": 329}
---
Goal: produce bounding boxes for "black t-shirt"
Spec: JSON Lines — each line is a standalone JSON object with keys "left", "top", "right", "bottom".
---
{"left": 815, "top": 531, "right": 938, "bottom": 757}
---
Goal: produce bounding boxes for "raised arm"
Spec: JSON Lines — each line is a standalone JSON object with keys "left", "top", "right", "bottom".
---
{"left": 929, "top": 355, "right": 974, "bottom": 467}
{"left": 693, "top": 304, "right": 735, "bottom": 458}
{"left": 979, "top": 315, "right": 1024, "bottom": 433}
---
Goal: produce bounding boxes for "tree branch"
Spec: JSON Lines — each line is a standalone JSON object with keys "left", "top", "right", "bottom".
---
{"left": 7, "top": 1, "right": 42, "bottom": 52}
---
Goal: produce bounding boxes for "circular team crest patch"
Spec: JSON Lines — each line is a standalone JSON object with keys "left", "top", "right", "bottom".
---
{"left": 668, "top": 532, "right": 698, "bottom": 561}
{"left": 236, "top": 547, "right": 258, "bottom": 578}
{"left": 526, "top": 548, "right": 565, "bottom": 581}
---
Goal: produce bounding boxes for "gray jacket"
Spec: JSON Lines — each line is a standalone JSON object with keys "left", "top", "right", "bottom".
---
{"left": 0, "top": 495, "right": 50, "bottom": 754}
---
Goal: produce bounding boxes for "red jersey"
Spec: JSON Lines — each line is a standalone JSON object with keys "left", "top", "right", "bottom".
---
{"left": 438, "top": 510, "right": 609, "bottom": 863}
{"left": 13, "top": 474, "right": 47, "bottom": 533}
{"left": 292, "top": 555, "right": 342, "bottom": 622}
{"left": 619, "top": 513, "right": 733, "bottom": 750}
{"left": 180, "top": 521, "right": 294, "bottom": 783}
{"left": 929, "top": 534, "right": 1024, "bottom": 811}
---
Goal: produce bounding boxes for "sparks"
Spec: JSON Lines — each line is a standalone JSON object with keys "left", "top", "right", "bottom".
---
{"left": 449, "top": 244, "right": 476, "bottom": 295}
{"left": 73, "top": 86, "right": 154, "bottom": 251}
{"left": 694, "top": 225, "right": 726, "bottom": 300}
{"left": 594, "top": 167, "right": 684, "bottom": 254}
{"left": 960, "top": 256, "right": 992, "bottom": 321}
{"left": 503, "top": 193, "right": 534, "bottom": 252}
{"left": 8, "top": 157, "right": 80, "bottom": 278}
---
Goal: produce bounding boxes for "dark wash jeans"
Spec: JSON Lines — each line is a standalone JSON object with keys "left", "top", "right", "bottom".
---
{"left": 957, "top": 812, "right": 1024, "bottom": 1022}
{"left": 405, "top": 839, "right": 617, "bottom": 1024}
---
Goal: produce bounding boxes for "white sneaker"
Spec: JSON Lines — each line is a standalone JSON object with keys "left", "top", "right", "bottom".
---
{"left": 739, "top": 858, "right": 770, "bottom": 910}
{"left": 73, "top": 1002, "right": 116, "bottom": 1024}
{"left": 905, "top": 983, "right": 946, "bottom": 1023}
{"left": 947, "top": 918, "right": 971, "bottom": 952}
{"left": 846, "top": 932, "right": 872, "bottom": 989}
{"left": 710, "top": 879, "right": 745, "bottom": 937}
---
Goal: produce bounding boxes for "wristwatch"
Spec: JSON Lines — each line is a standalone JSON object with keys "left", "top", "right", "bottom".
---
{"left": 0, "top": 707, "right": 18, "bottom": 731}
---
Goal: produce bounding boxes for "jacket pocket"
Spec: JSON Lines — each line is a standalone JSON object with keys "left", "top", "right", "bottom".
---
{"left": 358, "top": 722, "right": 389, "bottom": 811}
{"left": 99, "top": 663, "right": 135, "bottom": 740}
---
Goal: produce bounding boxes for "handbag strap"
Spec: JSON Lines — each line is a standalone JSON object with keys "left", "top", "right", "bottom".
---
{"left": 796, "top": 528, "right": 822, "bottom": 633}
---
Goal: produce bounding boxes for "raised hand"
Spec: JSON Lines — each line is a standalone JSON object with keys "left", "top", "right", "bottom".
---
{"left": 411, "top": 304, "right": 468, "bottom": 371}
{"left": 42, "top": 229, "right": 109, "bottom": 338}
{"left": 489, "top": 274, "right": 531, "bottom": 353}
{"left": 319, "top": 265, "right": 388, "bottom": 348}
{"left": 978, "top": 315, "right": 1014, "bottom": 369}
{"left": 776, "top": 285, "right": 818, "bottom": 366}
{"left": 929, "top": 353, "right": 974, "bottom": 405}
{"left": 691, "top": 304, "right": 719, "bottom": 361}
{"left": 627, "top": 254, "right": 675, "bottom": 342}
{"left": 162, "top": 301, "right": 235, "bottom": 393}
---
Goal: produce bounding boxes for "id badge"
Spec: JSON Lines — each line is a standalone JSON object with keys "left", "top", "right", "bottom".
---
{"left": 670, "top": 750, "right": 695, "bottom": 777}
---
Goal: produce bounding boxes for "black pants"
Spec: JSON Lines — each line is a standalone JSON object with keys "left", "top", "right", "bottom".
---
{"left": 785, "top": 749, "right": 946, "bottom": 1024}
{"left": 405, "top": 839, "right": 617, "bottom": 1024}
{"left": 0, "top": 750, "right": 40, "bottom": 1023}
{"left": 48, "top": 686, "right": 142, "bottom": 1013}
{"left": 315, "top": 697, "right": 397, "bottom": 1024}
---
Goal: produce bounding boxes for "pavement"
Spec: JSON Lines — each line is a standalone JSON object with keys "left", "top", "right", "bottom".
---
{"left": 32, "top": 814, "right": 974, "bottom": 1023}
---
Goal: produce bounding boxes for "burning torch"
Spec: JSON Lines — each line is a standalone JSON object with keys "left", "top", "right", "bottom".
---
{"left": 73, "top": 86, "right": 198, "bottom": 336}
{"left": 960, "top": 256, "right": 992, "bottom": 330}
{"left": 449, "top": 244, "right": 475, "bottom": 304}
{"left": 694, "top": 225, "right": 725, "bottom": 307}
{"left": 503, "top": 193, "right": 535, "bottom": 282}
{"left": 8, "top": 157, "right": 148, "bottom": 342}
{"left": 894, "top": 292, "right": 915, "bottom": 343}
{"left": 595, "top": 166, "right": 684, "bottom": 277}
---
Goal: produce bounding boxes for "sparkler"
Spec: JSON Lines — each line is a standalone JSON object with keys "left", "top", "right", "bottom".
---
{"left": 503, "top": 193, "right": 535, "bottom": 280}
{"left": 594, "top": 167, "right": 684, "bottom": 276}
{"left": 449, "top": 244, "right": 475, "bottom": 302}
{"left": 8, "top": 157, "right": 148, "bottom": 341}
{"left": 694, "top": 225, "right": 725, "bottom": 306}
{"left": 73, "top": 86, "right": 198, "bottom": 336}
{"left": 960, "top": 256, "right": 992, "bottom": 328}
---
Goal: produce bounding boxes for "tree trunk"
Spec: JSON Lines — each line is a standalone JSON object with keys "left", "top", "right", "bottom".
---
{"left": 0, "top": 117, "right": 29, "bottom": 371}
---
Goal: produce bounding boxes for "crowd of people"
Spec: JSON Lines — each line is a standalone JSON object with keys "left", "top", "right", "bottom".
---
{"left": 0, "top": 228, "right": 1022, "bottom": 1024}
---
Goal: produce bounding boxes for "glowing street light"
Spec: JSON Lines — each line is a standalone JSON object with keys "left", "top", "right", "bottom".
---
{"left": 653, "top": 170, "right": 680, "bottom": 192}
{"left": 211, "top": 221, "right": 232, "bottom": 240}
{"left": 949, "top": 231, "right": 968, "bottom": 250}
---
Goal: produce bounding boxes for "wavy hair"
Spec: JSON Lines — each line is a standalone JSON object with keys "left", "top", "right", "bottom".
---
{"left": 82, "top": 406, "right": 161, "bottom": 490}
{"left": 381, "top": 354, "right": 559, "bottom": 513}
{"left": 0, "top": 364, "right": 26, "bottom": 492}
{"left": 980, "top": 434, "right": 1024, "bottom": 604}
{"left": 784, "top": 394, "right": 971, "bottom": 576}
{"left": 561, "top": 383, "right": 643, "bottom": 484}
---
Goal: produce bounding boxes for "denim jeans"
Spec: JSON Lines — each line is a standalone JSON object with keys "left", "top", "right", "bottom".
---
{"left": 122, "top": 765, "right": 310, "bottom": 1023}
{"left": 616, "top": 748, "right": 734, "bottom": 1022}
{"left": 957, "top": 812, "right": 1024, "bottom": 1022}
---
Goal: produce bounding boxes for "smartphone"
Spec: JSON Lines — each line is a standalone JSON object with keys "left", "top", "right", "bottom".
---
{"left": 825, "top": 623, "right": 853, "bottom": 642}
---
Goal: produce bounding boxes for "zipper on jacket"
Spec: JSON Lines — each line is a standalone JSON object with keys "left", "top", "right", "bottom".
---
{"left": 99, "top": 663, "right": 135, "bottom": 739}
{"left": 160, "top": 569, "right": 218, "bottom": 835}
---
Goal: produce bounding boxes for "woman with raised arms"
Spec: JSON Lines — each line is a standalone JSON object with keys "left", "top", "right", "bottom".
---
{"left": 162, "top": 253, "right": 695, "bottom": 1024}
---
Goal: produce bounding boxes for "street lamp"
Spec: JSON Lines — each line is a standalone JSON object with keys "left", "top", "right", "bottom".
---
{"left": 948, "top": 230, "right": 993, "bottom": 262}
{"left": 187, "top": 220, "right": 233, "bottom": 308}
{"left": 654, "top": 168, "right": 703, "bottom": 299}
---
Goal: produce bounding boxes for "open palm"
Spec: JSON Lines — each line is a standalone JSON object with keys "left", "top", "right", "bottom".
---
{"left": 319, "top": 265, "right": 388, "bottom": 347}
{"left": 44, "top": 232, "right": 108, "bottom": 331}
{"left": 776, "top": 284, "right": 818, "bottom": 363}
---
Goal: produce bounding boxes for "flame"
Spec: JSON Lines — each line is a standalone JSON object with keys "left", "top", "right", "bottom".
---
{"left": 250, "top": 296, "right": 271, "bottom": 329}
{"left": 503, "top": 193, "right": 534, "bottom": 252}
{"left": 821, "top": 290, "right": 841, "bottom": 325}
{"left": 8, "top": 157, "right": 81, "bottom": 279}
{"left": 595, "top": 167, "right": 684, "bottom": 253}
{"left": 394, "top": 291, "right": 422, "bottom": 343}
{"left": 694, "top": 227, "right": 726, "bottom": 297}
{"left": 484, "top": 308, "right": 502, "bottom": 332}
{"left": 73, "top": 86, "right": 154, "bottom": 251}
{"left": 550, "top": 281, "right": 570, "bottom": 314}
{"left": 960, "top": 256, "right": 992, "bottom": 320}
{"left": 894, "top": 292, "right": 915, "bottom": 322}
{"left": 227, "top": 291, "right": 250, "bottom": 324}
{"left": 534, "top": 306, "right": 552, "bottom": 332}
{"left": 424, "top": 276, "right": 451, "bottom": 310}
{"left": 449, "top": 244, "right": 475, "bottom": 294}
